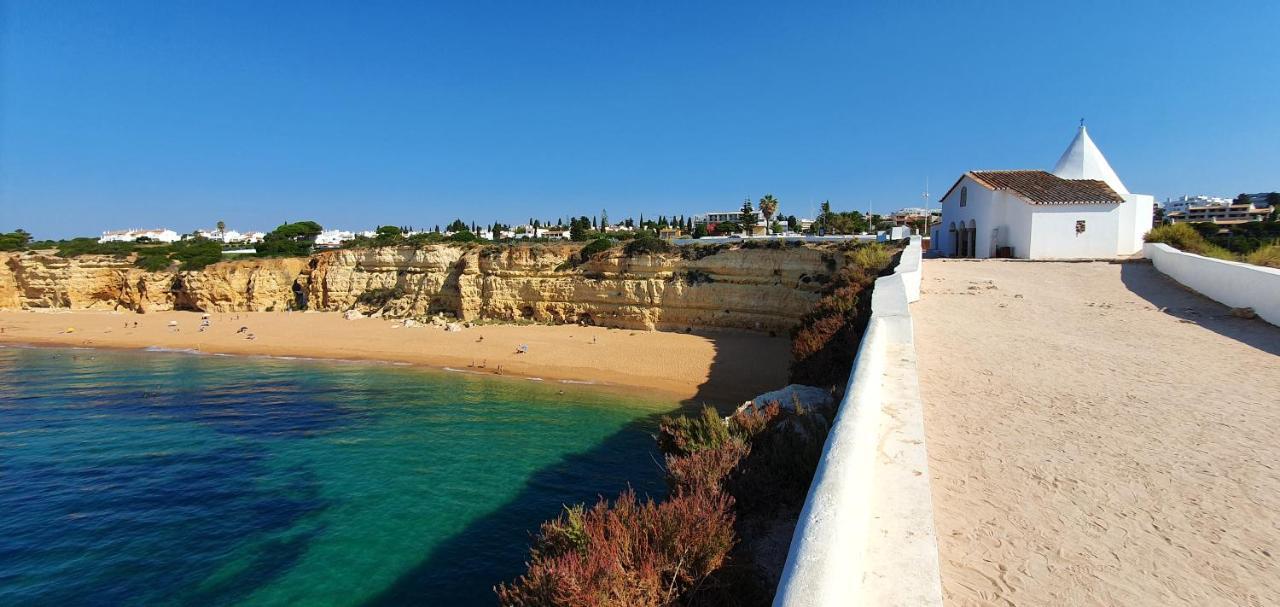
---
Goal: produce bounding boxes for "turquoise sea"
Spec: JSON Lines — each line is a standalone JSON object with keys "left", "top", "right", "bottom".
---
{"left": 0, "top": 345, "right": 680, "bottom": 606}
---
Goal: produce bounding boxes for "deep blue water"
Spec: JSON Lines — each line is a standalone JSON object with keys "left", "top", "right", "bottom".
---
{"left": 0, "top": 346, "right": 677, "bottom": 606}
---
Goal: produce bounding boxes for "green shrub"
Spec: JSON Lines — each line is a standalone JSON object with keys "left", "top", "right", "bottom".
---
{"left": 170, "top": 239, "right": 223, "bottom": 270}
{"left": 658, "top": 405, "right": 734, "bottom": 457}
{"left": 446, "top": 230, "right": 479, "bottom": 243}
{"left": 134, "top": 252, "right": 173, "bottom": 272}
{"left": 623, "top": 234, "right": 671, "bottom": 256}
{"left": 578, "top": 237, "right": 613, "bottom": 263}
{"left": 713, "top": 221, "right": 741, "bottom": 235}
{"left": 56, "top": 238, "right": 136, "bottom": 258}
{"left": 406, "top": 231, "right": 445, "bottom": 246}
{"left": 1145, "top": 223, "right": 1234, "bottom": 259}
{"left": 0, "top": 230, "right": 32, "bottom": 251}
{"left": 848, "top": 242, "right": 891, "bottom": 270}
{"left": 1244, "top": 244, "right": 1280, "bottom": 268}
{"left": 256, "top": 221, "right": 322, "bottom": 257}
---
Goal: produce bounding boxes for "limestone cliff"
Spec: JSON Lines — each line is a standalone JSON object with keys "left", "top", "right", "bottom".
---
{"left": 1, "top": 252, "right": 177, "bottom": 312}
{"left": 1, "top": 242, "right": 852, "bottom": 333}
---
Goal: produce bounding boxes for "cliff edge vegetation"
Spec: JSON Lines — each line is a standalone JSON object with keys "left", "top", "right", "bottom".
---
{"left": 495, "top": 241, "right": 901, "bottom": 607}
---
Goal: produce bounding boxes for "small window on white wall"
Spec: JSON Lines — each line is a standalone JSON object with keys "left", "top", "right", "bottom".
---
{"left": 1075, "top": 220, "right": 1086, "bottom": 234}
{"left": 960, "top": 186, "right": 967, "bottom": 207}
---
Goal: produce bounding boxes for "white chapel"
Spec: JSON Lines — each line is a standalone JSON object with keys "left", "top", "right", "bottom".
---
{"left": 932, "top": 125, "right": 1154, "bottom": 259}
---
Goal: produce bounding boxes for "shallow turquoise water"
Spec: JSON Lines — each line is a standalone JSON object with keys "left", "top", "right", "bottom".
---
{"left": 0, "top": 346, "right": 679, "bottom": 606}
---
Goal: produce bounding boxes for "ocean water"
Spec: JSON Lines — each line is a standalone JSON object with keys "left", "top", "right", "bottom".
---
{"left": 0, "top": 346, "right": 680, "bottom": 606}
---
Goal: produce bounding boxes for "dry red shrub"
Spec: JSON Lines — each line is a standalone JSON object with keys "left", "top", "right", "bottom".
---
{"left": 495, "top": 488, "right": 735, "bottom": 607}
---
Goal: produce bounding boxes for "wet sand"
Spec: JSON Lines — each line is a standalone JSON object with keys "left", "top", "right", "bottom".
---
{"left": 0, "top": 310, "right": 791, "bottom": 404}
{"left": 914, "top": 259, "right": 1280, "bottom": 606}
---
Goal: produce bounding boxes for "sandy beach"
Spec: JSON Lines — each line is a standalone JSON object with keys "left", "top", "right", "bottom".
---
{"left": 914, "top": 259, "right": 1280, "bottom": 606}
{"left": 0, "top": 310, "right": 791, "bottom": 404}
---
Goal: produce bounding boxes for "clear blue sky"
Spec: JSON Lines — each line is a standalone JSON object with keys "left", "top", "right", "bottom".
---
{"left": 2, "top": 1, "right": 1277, "bottom": 238}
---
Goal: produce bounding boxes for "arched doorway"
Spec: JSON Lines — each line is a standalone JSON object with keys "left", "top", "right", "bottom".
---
{"left": 949, "top": 222, "right": 958, "bottom": 257}
{"left": 962, "top": 218, "right": 972, "bottom": 257}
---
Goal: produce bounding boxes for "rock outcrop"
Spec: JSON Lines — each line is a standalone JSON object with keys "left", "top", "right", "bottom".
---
{"left": 0, "top": 242, "right": 858, "bottom": 333}
{"left": 1, "top": 252, "right": 176, "bottom": 312}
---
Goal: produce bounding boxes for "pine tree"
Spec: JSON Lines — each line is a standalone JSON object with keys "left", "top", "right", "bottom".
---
{"left": 739, "top": 198, "right": 758, "bottom": 235}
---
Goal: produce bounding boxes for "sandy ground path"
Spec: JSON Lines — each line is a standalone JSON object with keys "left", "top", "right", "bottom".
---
{"left": 914, "top": 259, "right": 1280, "bottom": 607}
{"left": 0, "top": 310, "right": 790, "bottom": 404}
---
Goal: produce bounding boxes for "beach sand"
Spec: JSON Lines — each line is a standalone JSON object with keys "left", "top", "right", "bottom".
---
{"left": 0, "top": 310, "right": 791, "bottom": 404}
{"left": 914, "top": 259, "right": 1280, "bottom": 606}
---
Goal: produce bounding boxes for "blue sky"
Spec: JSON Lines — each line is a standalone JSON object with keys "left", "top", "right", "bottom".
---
{"left": 2, "top": 1, "right": 1277, "bottom": 238}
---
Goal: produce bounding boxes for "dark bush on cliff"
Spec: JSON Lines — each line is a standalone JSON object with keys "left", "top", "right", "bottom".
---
{"left": 724, "top": 403, "right": 830, "bottom": 517}
{"left": 0, "top": 229, "right": 32, "bottom": 251}
{"left": 579, "top": 237, "right": 614, "bottom": 263}
{"left": 356, "top": 286, "right": 405, "bottom": 308}
{"left": 624, "top": 234, "right": 672, "bottom": 256}
{"left": 790, "top": 243, "right": 895, "bottom": 388}
{"left": 170, "top": 238, "right": 224, "bottom": 271}
{"left": 256, "top": 221, "right": 323, "bottom": 257}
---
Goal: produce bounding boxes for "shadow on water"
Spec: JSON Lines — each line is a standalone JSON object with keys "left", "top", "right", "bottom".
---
{"left": 1119, "top": 262, "right": 1280, "bottom": 357}
{"left": 363, "top": 331, "right": 787, "bottom": 606}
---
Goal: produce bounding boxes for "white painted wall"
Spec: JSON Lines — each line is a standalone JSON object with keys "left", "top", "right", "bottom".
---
{"left": 774, "top": 237, "right": 944, "bottom": 607}
{"left": 1026, "top": 203, "right": 1122, "bottom": 259}
{"left": 1117, "top": 193, "right": 1155, "bottom": 254}
{"left": 1144, "top": 243, "right": 1280, "bottom": 326}
{"left": 937, "top": 175, "right": 1151, "bottom": 259}
{"left": 936, "top": 175, "right": 1002, "bottom": 258}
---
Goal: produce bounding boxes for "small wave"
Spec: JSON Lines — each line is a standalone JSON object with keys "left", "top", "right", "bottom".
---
{"left": 443, "top": 367, "right": 487, "bottom": 375}
{"left": 525, "top": 377, "right": 544, "bottom": 382}
{"left": 142, "top": 346, "right": 203, "bottom": 354}
{"left": 559, "top": 379, "right": 597, "bottom": 385}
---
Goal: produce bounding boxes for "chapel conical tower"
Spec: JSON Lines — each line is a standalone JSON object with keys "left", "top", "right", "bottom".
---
{"left": 1052, "top": 123, "right": 1129, "bottom": 195}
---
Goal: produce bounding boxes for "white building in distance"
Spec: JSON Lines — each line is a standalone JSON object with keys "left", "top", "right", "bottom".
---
{"left": 1163, "top": 195, "right": 1232, "bottom": 214}
{"left": 932, "top": 125, "right": 1154, "bottom": 259}
{"left": 1166, "top": 202, "right": 1271, "bottom": 225}
{"left": 314, "top": 230, "right": 356, "bottom": 246}
{"left": 99, "top": 228, "right": 182, "bottom": 244}
{"left": 193, "top": 228, "right": 265, "bottom": 244}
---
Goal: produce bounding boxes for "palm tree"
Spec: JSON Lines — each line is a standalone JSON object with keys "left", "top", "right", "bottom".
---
{"left": 216, "top": 220, "right": 226, "bottom": 237}
{"left": 758, "top": 194, "right": 779, "bottom": 227}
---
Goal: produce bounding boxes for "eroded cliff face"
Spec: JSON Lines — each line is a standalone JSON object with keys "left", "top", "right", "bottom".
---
{"left": 172, "top": 258, "right": 310, "bottom": 312}
{"left": 1, "top": 252, "right": 177, "bottom": 312}
{"left": 1, "top": 243, "right": 849, "bottom": 332}
{"left": 0, "top": 252, "right": 307, "bottom": 314}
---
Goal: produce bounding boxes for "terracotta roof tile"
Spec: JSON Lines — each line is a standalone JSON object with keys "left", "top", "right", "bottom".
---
{"left": 969, "top": 170, "right": 1124, "bottom": 205}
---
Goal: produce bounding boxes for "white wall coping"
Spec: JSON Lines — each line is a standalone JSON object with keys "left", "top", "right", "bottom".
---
{"left": 1144, "top": 242, "right": 1280, "bottom": 326}
{"left": 774, "top": 236, "right": 943, "bottom": 606}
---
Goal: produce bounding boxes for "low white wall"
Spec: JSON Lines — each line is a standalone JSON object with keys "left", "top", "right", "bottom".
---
{"left": 1144, "top": 243, "right": 1280, "bottom": 326}
{"left": 774, "top": 236, "right": 943, "bottom": 607}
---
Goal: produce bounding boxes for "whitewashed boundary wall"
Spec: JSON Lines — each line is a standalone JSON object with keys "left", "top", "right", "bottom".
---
{"left": 1144, "top": 243, "right": 1280, "bottom": 326}
{"left": 774, "top": 237, "right": 943, "bottom": 607}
